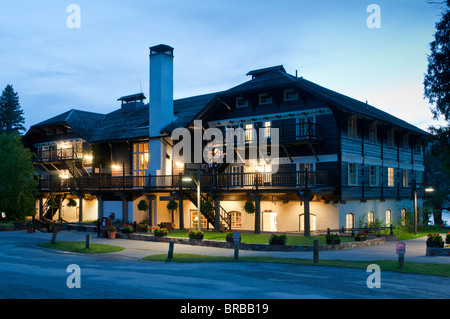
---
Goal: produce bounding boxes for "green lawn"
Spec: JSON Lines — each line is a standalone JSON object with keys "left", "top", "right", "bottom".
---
{"left": 142, "top": 253, "right": 450, "bottom": 277}
{"left": 165, "top": 229, "right": 355, "bottom": 245}
{"left": 38, "top": 241, "right": 125, "bottom": 254}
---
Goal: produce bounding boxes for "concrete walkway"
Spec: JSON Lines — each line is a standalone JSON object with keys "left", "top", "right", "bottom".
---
{"left": 16, "top": 230, "right": 450, "bottom": 265}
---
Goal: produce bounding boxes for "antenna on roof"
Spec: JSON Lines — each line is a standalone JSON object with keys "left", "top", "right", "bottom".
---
{"left": 295, "top": 70, "right": 298, "bottom": 78}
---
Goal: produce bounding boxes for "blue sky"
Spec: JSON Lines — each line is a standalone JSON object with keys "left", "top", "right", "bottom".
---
{"left": 0, "top": 0, "right": 447, "bottom": 131}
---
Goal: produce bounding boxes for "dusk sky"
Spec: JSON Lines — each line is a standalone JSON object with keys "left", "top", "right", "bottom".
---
{"left": 0, "top": 0, "right": 447, "bottom": 131}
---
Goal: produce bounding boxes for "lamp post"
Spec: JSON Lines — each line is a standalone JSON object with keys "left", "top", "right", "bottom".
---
{"left": 412, "top": 179, "right": 434, "bottom": 236}
{"left": 182, "top": 168, "right": 201, "bottom": 232}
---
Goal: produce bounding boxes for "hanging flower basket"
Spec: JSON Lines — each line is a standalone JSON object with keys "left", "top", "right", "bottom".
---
{"left": 187, "top": 229, "right": 204, "bottom": 240}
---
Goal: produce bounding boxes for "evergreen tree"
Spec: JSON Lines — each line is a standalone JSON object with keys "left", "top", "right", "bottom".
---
{"left": 0, "top": 133, "right": 38, "bottom": 220}
{"left": 0, "top": 84, "right": 25, "bottom": 134}
{"left": 424, "top": 1, "right": 450, "bottom": 120}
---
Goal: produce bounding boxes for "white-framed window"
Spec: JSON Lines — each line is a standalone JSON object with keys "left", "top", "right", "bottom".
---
{"left": 236, "top": 97, "right": 248, "bottom": 108}
{"left": 230, "top": 211, "right": 242, "bottom": 228}
{"left": 245, "top": 123, "right": 254, "bottom": 143}
{"left": 348, "top": 163, "right": 358, "bottom": 186}
{"left": 388, "top": 167, "right": 395, "bottom": 187}
{"left": 133, "top": 142, "right": 149, "bottom": 186}
{"left": 263, "top": 121, "right": 271, "bottom": 139}
{"left": 368, "top": 123, "right": 377, "bottom": 144}
{"left": 403, "top": 169, "right": 409, "bottom": 187}
{"left": 346, "top": 213, "right": 355, "bottom": 230}
{"left": 386, "top": 129, "right": 395, "bottom": 148}
{"left": 191, "top": 210, "right": 207, "bottom": 229}
{"left": 283, "top": 89, "right": 298, "bottom": 101}
{"left": 348, "top": 117, "right": 357, "bottom": 140}
{"left": 369, "top": 165, "right": 379, "bottom": 186}
{"left": 259, "top": 93, "right": 272, "bottom": 105}
{"left": 386, "top": 210, "right": 392, "bottom": 226}
{"left": 367, "top": 211, "right": 375, "bottom": 227}
{"left": 297, "top": 116, "right": 315, "bottom": 138}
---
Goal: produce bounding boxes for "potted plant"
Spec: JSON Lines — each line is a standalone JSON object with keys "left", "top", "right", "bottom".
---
{"left": 137, "top": 200, "right": 149, "bottom": 212}
{"left": 243, "top": 200, "right": 255, "bottom": 214}
{"left": 67, "top": 198, "right": 77, "bottom": 207}
{"left": 225, "top": 231, "right": 235, "bottom": 242}
{"left": 187, "top": 229, "right": 204, "bottom": 240}
{"left": 26, "top": 221, "right": 35, "bottom": 233}
{"left": 269, "top": 234, "right": 287, "bottom": 245}
{"left": 153, "top": 226, "right": 168, "bottom": 237}
{"left": 426, "top": 233, "right": 444, "bottom": 248}
{"left": 355, "top": 231, "right": 367, "bottom": 241}
{"left": 107, "top": 226, "right": 118, "bottom": 239}
{"left": 326, "top": 233, "right": 341, "bottom": 245}
{"left": 121, "top": 224, "right": 134, "bottom": 234}
{"left": 446, "top": 232, "right": 450, "bottom": 245}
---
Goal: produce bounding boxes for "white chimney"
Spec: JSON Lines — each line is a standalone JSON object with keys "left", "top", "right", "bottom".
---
{"left": 149, "top": 44, "right": 175, "bottom": 137}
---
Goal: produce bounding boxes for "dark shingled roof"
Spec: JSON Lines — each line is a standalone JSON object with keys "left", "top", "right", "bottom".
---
{"left": 27, "top": 66, "right": 428, "bottom": 144}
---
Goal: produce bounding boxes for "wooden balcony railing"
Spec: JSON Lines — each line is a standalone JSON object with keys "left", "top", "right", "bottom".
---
{"left": 38, "top": 171, "right": 336, "bottom": 192}
{"left": 36, "top": 148, "right": 82, "bottom": 162}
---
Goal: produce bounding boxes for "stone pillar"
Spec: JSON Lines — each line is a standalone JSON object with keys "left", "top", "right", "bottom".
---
{"left": 251, "top": 195, "right": 262, "bottom": 234}
{"left": 77, "top": 194, "right": 84, "bottom": 222}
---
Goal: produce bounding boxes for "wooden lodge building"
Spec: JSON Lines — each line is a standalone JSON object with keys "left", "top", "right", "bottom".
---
{"left": 23, "top": 44, "right": 429, "bottom": 234}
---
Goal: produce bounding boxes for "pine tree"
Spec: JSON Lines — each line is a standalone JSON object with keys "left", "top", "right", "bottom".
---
{"left": 0, "top": 84, "right": 25, "bottom": 134}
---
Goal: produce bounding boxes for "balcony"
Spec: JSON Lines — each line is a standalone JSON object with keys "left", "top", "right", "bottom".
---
{"left": 38, "top": 171, "right": 336, "bottom": 193}
{"left": 271, "top": 122, "right": 319, "bottom": 144}
{"left": 35, "top": 148, "right": 82, "bottom": 162}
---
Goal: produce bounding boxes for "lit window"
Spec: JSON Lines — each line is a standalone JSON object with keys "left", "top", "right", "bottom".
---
{"left": 263, "top": 121, "right": 271, "bottom": 139}
{"left": 388, "top": 167, "right": 395, "bottom": 187}
{"left": 346, "top": 213, "right": 354, "bottom": 230}
{"left": 133, "top": 142, "right": 149, "bottom": 186}
{"left": 367, "top": 211, "right": 375, "bottom": 227}
{"left": 403, "top": 169, "right": 409, "bottom": 187}
{"left": 245, "top": 123, "right": 253, "bottom": 143}
{"left": 191, "top": 210, "right": 207, "bottom": 229}
{"left": 231, "top": 211, "right": 242, "bottom": 228}
{"left": 386, "top": 210, "right": 392, "bottom": 226}
{"left": 348, "top": 117, "right": 357, "bottom": 139}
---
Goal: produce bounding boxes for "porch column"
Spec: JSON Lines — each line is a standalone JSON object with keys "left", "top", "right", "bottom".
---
{"left": 58, "top": 195, "right": 63, "bottom": 220}
{"left": 146, "top": 195, "right": 155, "bottom": 227}
{"left": 176, "top": 193, "right": 184, "bottom": 230}
{"left": 77, "top": 194, "right": 84, "bottom": 222}
{"left": 298, "top": 190, "right": 314, "bottom": 237}
{"left": 251, "top": 195, "right": 262, "bottom": 234}
{"left": 121, "top": 194, "right": 128, "bottom": 223}
{"left": 39, "top": 196, "right": 44, "bottom": 221}
{"left": 213, "top": 195, "right": 222, "bottom": 232}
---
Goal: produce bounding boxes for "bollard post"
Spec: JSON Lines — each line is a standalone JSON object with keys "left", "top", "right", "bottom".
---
{"left": 86, "top": 234, "right": 91, "bottom": 249}
{"left": 167, "top": 240, "right": 174, "bottom": 261}
{"left": 50, "top": 230, "right": 58, "bottom": 244}
{"left": 234, "top": 242, "right": 239, "bottom": 261}
{"left": 313, "top": 238, "right": 319, "bottom": 264}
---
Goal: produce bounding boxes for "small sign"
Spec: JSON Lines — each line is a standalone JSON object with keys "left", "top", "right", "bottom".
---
{"left": 396, "top": 242, "right": 406, "bottom": 255}
{"left": 233, "top": 232, "right": 241, "bottom": 243}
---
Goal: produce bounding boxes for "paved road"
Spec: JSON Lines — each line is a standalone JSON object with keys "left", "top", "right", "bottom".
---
{"left": 0, "top": 230, "right": 449, "bottom": 301}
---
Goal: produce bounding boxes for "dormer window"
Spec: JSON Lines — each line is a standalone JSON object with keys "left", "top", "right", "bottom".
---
{"left": 56, "top": 129, "right": 63, "bottom": 135}
{"left": 236, "top": 97, "right": 248, "bottom": 108}
{"left": 283, "top": 89, "right": 298, "bottom": 101}
{"left": 258, "top": 93, "right": 272, "bottom": 105}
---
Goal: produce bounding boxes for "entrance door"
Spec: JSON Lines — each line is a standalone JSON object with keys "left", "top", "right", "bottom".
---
{"left": 262, "top": 212, "right": 277, "bottom": 232}
{"left": 299, "top": 214, "right": 317, "bottom": 231}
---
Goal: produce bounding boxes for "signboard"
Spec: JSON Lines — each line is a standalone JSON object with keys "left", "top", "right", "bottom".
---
{"left": 233, "top": 232, "right": 241, "bottom": 243}
{"left": 396, "top": 242, "right": 406, "bottom": 255}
